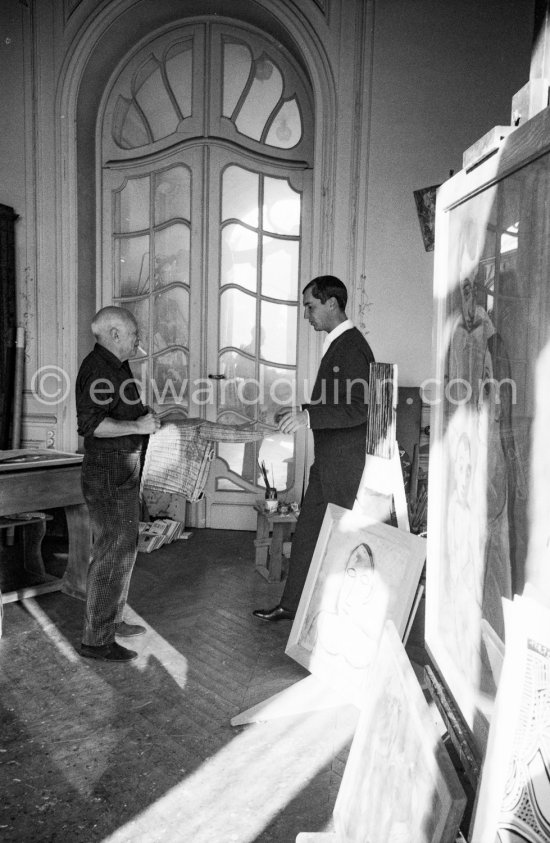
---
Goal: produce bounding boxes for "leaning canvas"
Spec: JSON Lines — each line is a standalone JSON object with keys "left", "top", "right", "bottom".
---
{"left": 425, "top": 124, "right": 550, "bottom": 754}
{"left": 285, "top": 503, "right": 426, "bottom": 707}
{"left": 470, "top": 591, "right": 550, "bottom": 843}
{"left": 333, "top": 621, "right": 466, "bottom": 843}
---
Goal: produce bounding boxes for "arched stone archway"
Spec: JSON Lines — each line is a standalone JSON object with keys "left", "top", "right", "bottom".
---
{"left": 54, "top": 0, "right": 371, "bottom": 449}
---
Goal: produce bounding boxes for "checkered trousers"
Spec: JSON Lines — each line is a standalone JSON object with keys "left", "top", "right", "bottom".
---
{"left": 81, "top": 449, "right": 143, "bottom": 646}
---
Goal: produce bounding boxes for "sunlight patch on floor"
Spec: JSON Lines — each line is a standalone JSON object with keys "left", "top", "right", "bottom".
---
{"left": 103, "top": 706, "right": 357, "bottom": 843}
{"left": 4, "top": 602, "right": 352, "bottom": 841}
{"left": 125, "top": 606, "right": 189, "bottom": 690}
{"left": 23, "top": 598, "right": 81, "bottom": 663}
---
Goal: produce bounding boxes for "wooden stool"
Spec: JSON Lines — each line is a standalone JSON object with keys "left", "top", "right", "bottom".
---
{"left": 0, "top": 512, "right": 54, "bottom": 608}
{"left": 254, "top": 500, "right": 297, "bottom": 583}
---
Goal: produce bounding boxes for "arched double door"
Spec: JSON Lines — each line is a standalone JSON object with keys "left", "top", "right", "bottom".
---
{"left": 100, "top": 21, "right": 314, "bottom": 528}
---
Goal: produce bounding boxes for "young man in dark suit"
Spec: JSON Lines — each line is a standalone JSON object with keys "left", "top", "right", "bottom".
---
{"left": 253, "top": 275, "right": 375, "bottom": 622}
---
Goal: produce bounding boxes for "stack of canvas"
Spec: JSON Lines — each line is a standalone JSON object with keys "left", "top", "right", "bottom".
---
{"left": 137, "top": 519, "right": 190, "bottom": 553}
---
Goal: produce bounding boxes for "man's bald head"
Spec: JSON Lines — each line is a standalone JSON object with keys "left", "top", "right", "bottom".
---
{"left": 92, "top": 306, "right": 135, "bottom": 340}
{"left": 91, "top": 306, "right": 139, "bottom": 361}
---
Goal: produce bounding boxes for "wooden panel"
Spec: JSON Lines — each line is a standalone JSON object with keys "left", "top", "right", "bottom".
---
{"left": 0, "top": 466, "right": 84, "bottom": 516}
{"left": 0, "top": 204, "right": 17, "bottom": 449}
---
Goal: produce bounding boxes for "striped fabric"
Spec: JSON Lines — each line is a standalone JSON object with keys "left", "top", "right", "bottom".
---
{"left": 141, "top": 418, "right": 264, "bottom": 502}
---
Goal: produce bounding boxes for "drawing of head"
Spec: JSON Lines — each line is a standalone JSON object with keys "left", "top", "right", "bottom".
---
{"left": 454, "top": 432, "right": 472, "bottom": 505}
{"left": 337, "top": 543, "right": 375, "bottom": 616}
{"left": 459, "top": 276, "right": 477, "bottom": 330}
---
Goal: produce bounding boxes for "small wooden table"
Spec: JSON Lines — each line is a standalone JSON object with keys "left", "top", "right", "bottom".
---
{"left": 254, "top": 500, "right": 297, "bottom": 583}
{"left": 0, "top": 451, "right": 90, "bottom": 606}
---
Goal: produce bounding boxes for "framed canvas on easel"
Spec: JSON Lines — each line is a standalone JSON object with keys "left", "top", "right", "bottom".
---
{"left": 426, "top": 100, "right": 550, "bottom": 755}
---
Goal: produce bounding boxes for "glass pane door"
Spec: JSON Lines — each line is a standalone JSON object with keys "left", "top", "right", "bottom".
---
{"left": 204, "top": 150, "right": 310, "bottom": 529}
{"left": 100, "top": 21, "right": 314, "bottom": 530}
{"left": 102, "top": 147, "right": 204, "bottom": 415}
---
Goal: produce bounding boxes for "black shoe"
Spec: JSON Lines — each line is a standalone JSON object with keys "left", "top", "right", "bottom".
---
{"left": 253, "top": 604, "right": 295, "bottom": 622}
{"left": 115, "top": 621, "right": 146, "bottom": 637}
{"left": 80, "top": 641, "right": 138, "bottom": 662}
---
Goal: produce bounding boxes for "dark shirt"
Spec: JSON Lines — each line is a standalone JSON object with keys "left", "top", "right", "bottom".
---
{"left": 302, "top": 326, "right": 374, "bottom": 480}
{"left": 303, "top": 327, "right": 374, "bottom": 430}
{"left": 76, "top": 343, "right": 147, "bottom": 453}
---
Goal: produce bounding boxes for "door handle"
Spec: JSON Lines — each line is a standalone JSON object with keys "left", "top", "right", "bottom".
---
{"left": 208, "top": 374, "right": 226, "bottom": 380}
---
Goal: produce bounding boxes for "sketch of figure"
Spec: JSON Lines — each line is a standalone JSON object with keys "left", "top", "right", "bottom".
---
{"left": 478, "top": 336, "right": 512, "bottom": 644}
{"left": 444, "top": 258, "right": 514, "bottom": 693}
{"left": 446, "top": 431, "right": 483, "bottom": 680}
{"left": 343, "top": 675, "right": 441, "bottom": 842}
{"left": 342, "top": 681, "right": 403, "bottom": 839}
{"left": 447, "top": 275, "right": 495, "bottom": 407}
{"left": 302, "top": 542, "right": 388, "bottom": 669}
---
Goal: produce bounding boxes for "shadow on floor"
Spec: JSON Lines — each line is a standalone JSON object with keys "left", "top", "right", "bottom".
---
{"left": 1, "top": 529, "right": 367, "bottom": 842}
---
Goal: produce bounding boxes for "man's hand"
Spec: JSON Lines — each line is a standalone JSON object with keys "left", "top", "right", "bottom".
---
{"left": 136, "top": 411, "right": 161, "bottom": 435}
{"left": 275, "top": 406, "right": 308, "bottom": 434}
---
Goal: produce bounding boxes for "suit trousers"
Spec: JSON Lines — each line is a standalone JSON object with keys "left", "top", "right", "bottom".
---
{"left": 81, "top": 449, "right": 142, "bottom": 646}
{"left": 281, "top": 456, "right": 363, "bottom": 613}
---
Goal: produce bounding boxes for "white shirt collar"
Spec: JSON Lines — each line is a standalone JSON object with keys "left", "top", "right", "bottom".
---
{"left": 322, "top": 318, "right": 354, "bottom": 356}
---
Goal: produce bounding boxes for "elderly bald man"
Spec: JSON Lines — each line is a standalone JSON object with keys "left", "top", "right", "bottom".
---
{"left": 76, "top": 306, "right": 160, "bottom": 662}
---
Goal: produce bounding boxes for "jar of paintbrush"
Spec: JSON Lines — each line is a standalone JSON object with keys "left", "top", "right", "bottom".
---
{"left": 264, "top": 487, "right": 278, "bottom": 513}
{"left": 259, "top": 460, "right": 278, "bottom": 512}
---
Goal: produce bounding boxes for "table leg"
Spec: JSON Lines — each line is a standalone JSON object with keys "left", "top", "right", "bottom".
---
{"left": 61, "top": 503, "right": 91, "bottom": 601}
{"left": 254, "top": 510, "right": 271, "bottom": 576}
{"left": 255, "top": 510, "right": 270, "bottom": 543}
{"left": 268, "top": 522, "right": 285, "bottom": 582}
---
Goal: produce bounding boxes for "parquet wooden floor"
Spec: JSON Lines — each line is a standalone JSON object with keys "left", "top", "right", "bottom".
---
{"left": 0, "top": 529, "right": 364, "bottom": 843}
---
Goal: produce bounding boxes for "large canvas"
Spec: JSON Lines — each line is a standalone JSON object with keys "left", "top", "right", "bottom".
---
{"left": 471, "top": 592, "right": 550, "bottom": 842}
{"left": 285, "top": 503, "right": 426, "bottom": 707}
{"left": 333, "top": 622, "right": 466, "bottom": 843}
{"left": 426, "top": 118, "right": 550, "bottom": 753}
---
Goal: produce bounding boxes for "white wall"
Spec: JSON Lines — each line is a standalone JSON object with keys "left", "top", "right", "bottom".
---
{"left": 364, "top": 0, "right": 534, "bottom": 386}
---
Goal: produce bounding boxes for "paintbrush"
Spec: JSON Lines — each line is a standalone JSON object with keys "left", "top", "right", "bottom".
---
{"left": 258, "top": 460, "right": 271, "bottom": 490}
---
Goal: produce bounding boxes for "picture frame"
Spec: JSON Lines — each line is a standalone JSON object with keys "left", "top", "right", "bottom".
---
{"left": 470, "top": 592, "right": 550, "bottom": 842}
{"left": 333, "top": 621, "right": 466, "bottom": 843}
{"left": 285, "top": 503, "right": 426, "bottom": 707}
{"left": 413, "top": 184, "right": 440, "bottom": 252}
{"left": 425, "top": 104, "right": 550, "bottom": 754}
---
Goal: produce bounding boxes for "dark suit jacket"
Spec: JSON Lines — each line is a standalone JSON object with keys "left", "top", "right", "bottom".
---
{"left": 302, "top": 326, "right": 374, "bottom": 499}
